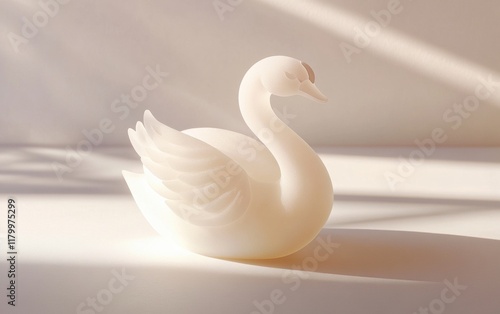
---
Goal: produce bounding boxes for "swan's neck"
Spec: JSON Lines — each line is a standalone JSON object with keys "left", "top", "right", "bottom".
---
{"left": 238, "top": 70, "right": 333, "bottom": 222}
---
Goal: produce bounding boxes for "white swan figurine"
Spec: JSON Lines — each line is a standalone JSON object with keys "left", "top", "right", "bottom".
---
{"left": 123, "top": 56, "right": 333, "bottom": 259}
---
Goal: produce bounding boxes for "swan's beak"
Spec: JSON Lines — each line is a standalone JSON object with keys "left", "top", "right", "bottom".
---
{"left": 298, "top": 80, "right": 328, "bottom": 103}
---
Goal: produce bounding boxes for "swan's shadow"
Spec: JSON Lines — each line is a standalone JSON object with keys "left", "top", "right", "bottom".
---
{"left": 223, "top": 228, "right": 500, "bottom": 312}
{"left": 232, "top": 227, "right": 500, "bottom": 284}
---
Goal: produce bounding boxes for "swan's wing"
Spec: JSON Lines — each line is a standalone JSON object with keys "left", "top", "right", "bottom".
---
{"left": 129, "top": 110, "right": 251, "bottom": 227}
{"left": 182, "top": 128, "right": 281, "bottom": 183}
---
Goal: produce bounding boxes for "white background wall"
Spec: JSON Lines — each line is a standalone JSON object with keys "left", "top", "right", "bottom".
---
{"left": 1, "top": 0, "right": 499, "bottom": 147}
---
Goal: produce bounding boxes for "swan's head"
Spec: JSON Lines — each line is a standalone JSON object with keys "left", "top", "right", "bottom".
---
{"left": 258, "top": 56, "right": 328, "bottom": 103}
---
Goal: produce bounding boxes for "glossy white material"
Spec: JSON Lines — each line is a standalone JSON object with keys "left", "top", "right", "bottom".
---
{"left": 123, "top": 56, "right": 333, "bottom": 258}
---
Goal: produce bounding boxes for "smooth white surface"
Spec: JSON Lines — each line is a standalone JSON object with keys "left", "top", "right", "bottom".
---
{"left": 1, "top": 147, "right": 499, "bottom": 313}
{"left": 1, "top": 0, "right": 500, "bottom": 146}
{"left": 125, "top": 57, "right": 334, "bottom": 258}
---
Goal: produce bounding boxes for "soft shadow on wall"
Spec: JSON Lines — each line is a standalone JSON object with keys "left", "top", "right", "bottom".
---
{"left": 1, "top": 0, "right": 499, "bottom": 147}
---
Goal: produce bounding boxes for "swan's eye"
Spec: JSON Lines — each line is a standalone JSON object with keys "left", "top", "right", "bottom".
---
{"left": 285, "top": 72, "right": 298, "bottom": 80}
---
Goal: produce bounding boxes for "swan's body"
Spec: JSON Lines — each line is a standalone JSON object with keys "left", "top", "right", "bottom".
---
{"left": 123, "top": 56, "right": 333, "bottom": 259}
